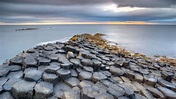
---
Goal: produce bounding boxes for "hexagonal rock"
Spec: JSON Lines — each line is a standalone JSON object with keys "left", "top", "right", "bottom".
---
{"left": 139, "top": 69, "right": 149, "bottom": 75}
{"left": 8, "top": 65, "right": 21, "bottom": 72}
{"left": 143, "top": 75, "right": 157, "bottom": 86}
{"left": 10, "top": 56, "right": 23, "bottom": 65}
{"left": 7, "top": 71, "right": 23, "bottom": 79}
{"left": 11, "top": 79, "right": 36, "bottom": 99}
{"left": 145, "top": 86, "right": 165, "bottom": 98}
{"left": 42, "top": 72, "right": 59, "bottom": 84}
{"left": 70, "top": 59, "right": 81, "bottom": 68}
{"left": 101, "top": 80, "right": 114, "bottom": 87}
{"left": 3, "top": 78, "right": 19, "bottom": 91}
{"left": 92, "top": 59, "right": 101, "bottom": 71}
{"left": 38, "top": 57, "right": 51, "bottom": 65}
{"left": 34, "top": 82, "right": 53, "bottom": 99}
{"left": 56, "top": 68, "right": 71, "bottom": 80}
{"left": 161, "top": 71, "right": 173, "bottom": 82}
{"left": 110, "top": 66, "right": 124, "bottom": 76}
{"left": 92, "top": 72, "right": 107, "bottom": 82}
{"left": 0, "top": 68, "right": 9, "bottom": 77}
{"left": 95, "top": 92, "right": 114, "bottom": 99}
{"left": 92, "top": 82, "right": 107, "bottom": 93}
{"left": 70, "top": 69, "right": 78, "bottom": 77}
{"left": 118, "top": 84, "right": 134, "bottom": 96}
{"left": 61, "top": 63, "right": 72, "bottom": 70}
{"left": 81, "top": 59, "right": 93, "bottom": 67}
{"left": 47, "top": 54, "right": 59, "bottom": 62}
{"left": 23, "top": 55, "right": 37, "bottom": 67}
{"left": 158, "top": 78, "right": 176, "bottom": 91}
{"left": 65, "top": 77, "right": 80, "bottom": 87}
{"left": 125, "top": 71, "right": 135, "bottom": 80}
{"left": 83, "top": 66, "right": 94, "bottom": 72}
{"left": 24, "top": 69, "right": 42, "bottom": 81}
{"left": 107, "top": 87, "right": 125, "bottom": 98}
{"left": 0, "top": 77, "right": 8, "bottom": 92}
{"left": 134, "top": 73, "right": 143, "bottom": 83}
{"left": 58, "top": 54, "right": 70, "bottom": 64}
{"left": 63, "top": 89, "right": 80, "bottom": 99}
{"left": 81, "top": 86, "right": 99, "bottom": 99}
{"left": 45, "top": 64, "right": 60, "bottom": 73}
{"left": 0, "top": 92, "right": 14, "bottom": 99}
{"left": 158, "top": 87, "right": 176, "bottom": 98}
{"left": 79, "top": 80, "right": 94, "bottom": 89}
{"left": 79, "top": 71, "right": 92, "bottom": 81}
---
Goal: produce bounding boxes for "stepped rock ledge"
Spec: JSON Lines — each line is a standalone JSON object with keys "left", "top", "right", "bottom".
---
{"left": 0, "top": 33, "right": 176, "bottom": 99}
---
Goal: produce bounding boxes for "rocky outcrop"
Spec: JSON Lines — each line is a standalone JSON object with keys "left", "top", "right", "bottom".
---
{"left": 0, "top": 33, "right": 176, "bottom": 99}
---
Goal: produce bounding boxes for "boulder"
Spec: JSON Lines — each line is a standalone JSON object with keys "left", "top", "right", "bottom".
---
{"left": 79, "top": 71, "right": 92, "bottom": 81}
{"left": 34, "top": 82, "right": 53, "bottom": 99}
{"left": 158, "top": 86, "right": 176, "bottom": 98}
{"left": 92, "top": 72, "right": 107, "bottom": 82}
{"left": 11, "top": 79, "right": 36, "bottom": 99}
{"left": 24, "top": 69, "right": 43, "bottom": 81}
{"left": 110, "top": 66, "right": 124, "bottom": 76}
{"left": 42, "top": 72, "right": 59, "bottom": 84}
{"left": 56, "top": 68, "right": 71, "bottom": 80}
{"left": 65, "top": 77, "right": 80, "bottom": 87}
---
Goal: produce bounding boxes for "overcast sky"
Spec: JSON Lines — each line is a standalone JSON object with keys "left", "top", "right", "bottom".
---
{"left": 1, "top": 0, "right": 176, "bottom": 24}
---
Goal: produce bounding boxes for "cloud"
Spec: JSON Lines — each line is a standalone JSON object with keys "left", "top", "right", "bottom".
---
{"left": 1, "top": 1, "right": 176, "bottom": 24}
{"left": 1, "top": 0, "right": 176, "bottom": 7}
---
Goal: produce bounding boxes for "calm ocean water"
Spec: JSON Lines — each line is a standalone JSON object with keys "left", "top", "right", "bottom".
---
{"left": 0, "top": 25, "right": 176, "bottom": 64}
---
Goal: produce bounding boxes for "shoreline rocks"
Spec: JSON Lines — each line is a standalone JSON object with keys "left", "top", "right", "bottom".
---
{"left": 0, "top": 33, "right": 176, "bottom": 99}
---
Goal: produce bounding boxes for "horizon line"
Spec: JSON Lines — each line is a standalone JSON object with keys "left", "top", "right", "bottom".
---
{"left": 0, "top": 21, "right": 175, "bottom": 25}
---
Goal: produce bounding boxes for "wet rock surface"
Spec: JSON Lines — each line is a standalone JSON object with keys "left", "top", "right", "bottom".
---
{"left": 0, "top": 33, "right": 176, "bottom": 99}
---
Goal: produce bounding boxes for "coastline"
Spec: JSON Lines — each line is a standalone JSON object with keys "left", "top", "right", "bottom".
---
{"left": 0, "top": 33, "right": 176, "bottom": 98}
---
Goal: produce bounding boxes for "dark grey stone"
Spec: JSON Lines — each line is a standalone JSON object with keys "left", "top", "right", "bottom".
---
{"left": 3, "top": 78, "right": 19, "bottom": 91}
{"left": 7, "top": 71, "right": 23, "bottom": 79}
{"left": 143, "top": 75, "right": 157, "bottom": 86}
{"left": 63, "top": 89, "right": 80, "bottom": 99}
{"left": 8, "top": 65, "right": 21, "bottom": 72}
{"left": 42, "top": 72, "right": 59, "bottom": 84}
{"left": 83, "top": 66, "right": 94, "bottom": 72}
{"left": 145, "top": 85, "right": 165, "bottom": 98}
{"left": 70, "top": 59, "right": 81, "bottom": 68}
{"left": 71, "top": 69, "right": 78, "bottom": 77}
{"left": 79, "top": 71, "right": 92, "bottom": 81}
{"left": 38, "top": 57, "right": 51, "bottom": 65}
{"left": 81, "top": 59, "right": 93, "bottom": 67}
{"left": 10, "top": 56, "right": 23, "bottom": 65}
{"left": 61, "top": 63, "right": 72, "bottom": 70}
{"left": 93, "top": 82, "right": 107, "bottom": 93}
{"left": 0, "top": 92, "right": 14, "bottom": 99}
{"left": 92, "top": 59, "right": 101, "bottom": 71}
{"left": 133, "top": 93, "right": 147, "bottom": 99}
{"left": 23, "top": 55, "right": 37, "bottom": 67}
{"left": 110, "top": 66, "right": 124, "bottom": 76}
{"left": 0, "top": 77, "right": 8, "bottom": 92}
{"left": 79, "top": 80, "right": 94, "bottom": 89}
{"left": 11, "top": 79, "right": 36, "bottom": 99}
{"left": 24, "top": 69, "right": 42, "bottom": 81}
{"left": 81, "top": 86, "right": 99, "bottom": 99}
{"left": 139, "top": 69, "right": 149, "bottom": 75}
{"left": 48, "top": 54, "right": 59, "bottom": 61}
{"left": 58, "top": 54, "right": 70, "bottom": 64}
{"left": 45, "top": 64, "right": 60, "bottom": 73}
{"left": 158, "top": 86, "right": 176, "bottom": 98}
{"left": 56, "top": 68, "right": 71, "bottom": 80}
{"left": 107, "top": 87, "right": 125, "bottom": 98}
{"left": 158, "top": 78, "right": 176, "bottom": 91}
{"left": 161, "top": 71, "right": 174, "bottom": 82}
{"left": 92, "top": 72, "right": 107, "bottom": 82}
{"left": 65, "top": 77, "right": 80, "bottom": 87}
{"left": 34, "top": 82, "right": 53, "bottom": 99}
{"left": 0, "top": 68, "right": 9, "bottom": 77}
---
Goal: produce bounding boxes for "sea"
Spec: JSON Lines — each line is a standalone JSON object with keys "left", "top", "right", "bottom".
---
{"left": 0, "top": 25, "right": 176, "bottom": 64}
